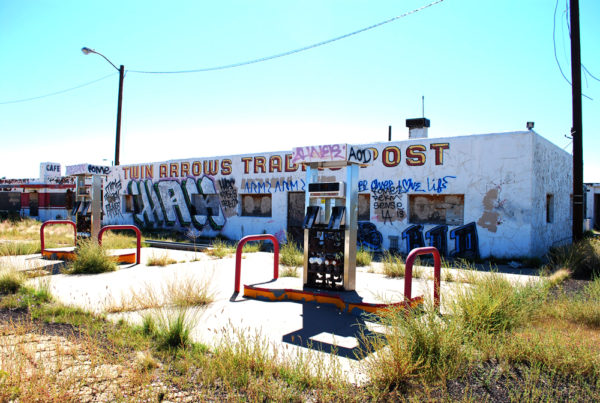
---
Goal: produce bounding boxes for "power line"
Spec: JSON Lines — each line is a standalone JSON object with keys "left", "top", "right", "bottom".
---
{"left": 129, "top": 0, "right": 445, "bottom": 74}
{"left": 0, "top": 73, "right": 117, "bottom": 105}
{"left": 554, "top": 0, "right": 595, "bottom": 99}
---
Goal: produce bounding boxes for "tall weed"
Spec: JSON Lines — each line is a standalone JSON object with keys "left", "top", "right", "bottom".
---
{"left": 547, "top": 237, "right": 600, "bottom": 278}
{"left": 280, "top": 241, "right": 303, "bottom": 267}
{"left": 382, "top": 252, "right": 405, "bottom": 278}
{"left": 452, "top": 273, "right": 546, "bottom": 334}
{"left": 360, "top": 303, "right": 468, "bottom": 387}
{"left": 68, "top": 239, "right": 117, "bottom": 274}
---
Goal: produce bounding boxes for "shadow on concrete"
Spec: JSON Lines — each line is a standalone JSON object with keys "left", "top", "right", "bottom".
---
{"left": 282, "top": 301, "right": 381, "bottom": 360}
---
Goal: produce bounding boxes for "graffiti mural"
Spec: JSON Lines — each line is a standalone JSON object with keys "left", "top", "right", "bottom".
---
{"left": 450, "top": 222, "right": 479, "bottom": 259}
{"left": 217, "top": 178, "right": 238, "bottom": 217}
{"left": 402, "top": 224, "right": 425, "bottom": 252}
{"left": 425, "top": 225, "right": 448, "bottom": 256}
{"left": 127, "top": 176, "right": 225, "bottom": 231}
{"left": 357, "top": 221, "right": 383, "bottom": 251}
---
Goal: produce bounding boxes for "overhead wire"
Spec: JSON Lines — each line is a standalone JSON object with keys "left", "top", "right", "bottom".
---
{"left": 0, "top": 0, "right": 445, "bottom": 105}
{"left": 0, "top": 73, "right": 117, "bottom": 105}
{"left": 128, "top": 0, "right": 445, "bottom": 74}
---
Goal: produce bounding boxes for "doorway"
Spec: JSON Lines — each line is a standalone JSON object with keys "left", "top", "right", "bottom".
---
{"left": 287, "top": 192, "right": 305, "bottom": 245}
{"left": 29, "top": 192, "right": 39, "bottom": 217}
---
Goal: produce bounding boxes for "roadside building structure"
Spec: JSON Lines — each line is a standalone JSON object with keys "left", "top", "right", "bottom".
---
{"left": 2, "top": 123, "right": 573, "bottom": 258}
{"left": 0, "top": 162, "right": 74, "bottom": 221}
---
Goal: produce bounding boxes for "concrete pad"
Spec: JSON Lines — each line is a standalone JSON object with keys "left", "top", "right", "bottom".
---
{"left": 24, "top": 248, "right": 544, "bottom": 383}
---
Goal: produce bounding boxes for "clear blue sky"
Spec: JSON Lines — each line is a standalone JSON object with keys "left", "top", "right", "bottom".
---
{"left": 1, "top": 0, "right": 599, "bottom": 181}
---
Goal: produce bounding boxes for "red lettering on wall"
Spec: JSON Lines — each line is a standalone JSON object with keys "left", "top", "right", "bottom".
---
{"left": 221, "top": 159, "right": 232, "bottom": 175}
{"left": 181, "top": 162, "right": 190, "bottom": 177}
{"left": 241, "top": 157, "right": 252, "bottom": 174}
{"left": 285, "top": 154, "right": 298, "bottom": 172}
{"left": 254, "top": 156, "right": 266, "bottom": 174}
{"left": 382, "top": 146, "right": 401, "bottom": 167}
{"left": 430, "top": 143, "right": 450, "bottom": 165}
{"left": 269, "top": 156, "right": 282, "bottom": 173}
{"left": 159, "top": 164, "right": 168, "bottom": 178}
{"left": 406, "top": 144, "right": 427, "bottom": 166}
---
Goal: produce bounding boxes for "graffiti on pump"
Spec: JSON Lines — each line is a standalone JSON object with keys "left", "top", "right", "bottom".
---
{"left": 127, "top": 176, "right": 226, "bottom": 231}
{"left": 241, "top": 177, "right": 306, "bottom": 194}
{"left": 104, "top": 179, "right": 123, "bottom": 219}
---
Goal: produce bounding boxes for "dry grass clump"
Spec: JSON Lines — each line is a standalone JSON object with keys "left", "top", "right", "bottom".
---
{"left": 68, "top": 239, "right": 117, "bottom": 274}
{"left": 100, "top": 231, "right": 139, "bottom": 249}
{"left": 452, "top": 273, "right": 546, "bottom": 334}
{"left": 382, "top": 252, "right": 405, "bottom": 278}
{"left": 206, "top": 326, "right": 347, "bottom": 400}
{"left": 0, "top": 241, "right": 39, "bottom": 256}
{"left": 279, "top": 241, "right": 303, "bottom": 267}
{"left": 105, "top": 274, "right": 214, "bottom": 313}
{"left": 356, "top": 247, "right": 372, "bottom": 267}
{"left": 0, "top": 266, "right": 25, "bottom": 294}
{"left": 146, "top": 252, "right": 177, "bottom": 266}
{"left": 241, "top": 242, "right": 262, "bottom": 253}
{"left": 280, "top": 266, "right": 299, "bottom": 277}
{"left": 360, "top": 303, "right": 468, "bottom": 387}
{"left": 206, "top": 239, "right": 235, "bottom": 259}
{"left": 141, "top": 309, "right": 196, "bottom": 350}
{"left": 547, "top": 237, "right": 600, "bottom": 278}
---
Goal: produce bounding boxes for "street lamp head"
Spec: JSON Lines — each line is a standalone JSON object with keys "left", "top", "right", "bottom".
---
{"left": 81, "top": 47, "right": 94, "bottom": 55}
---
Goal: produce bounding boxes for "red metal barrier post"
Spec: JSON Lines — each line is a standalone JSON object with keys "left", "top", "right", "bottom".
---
{"left": 234, "top": 234, "right": 279, "bottom": 293}
{"left": 40, "top": 220, "right": 77, "bottom": 254}
{"left": 98, "top": 225, "right": 141, "bottom": 264}
{"left": 404, "top": 246, "right": 442, "bottom": 309}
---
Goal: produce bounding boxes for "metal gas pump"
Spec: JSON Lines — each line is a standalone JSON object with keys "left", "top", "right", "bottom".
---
{"left": 65, "top": 164, "right": 110, "bottom": 241}
{"left": 293, "top": 144, "right": 359, "bottom": 291}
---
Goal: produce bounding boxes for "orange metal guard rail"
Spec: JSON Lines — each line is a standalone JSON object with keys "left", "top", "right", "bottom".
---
{"left": 404, "top": 246, "right": 442, "bottom": 309}
{"left": 234, "top": 234, "right": 279, "bottom": 293}
{"left": 40, "top": 220, "right": 77, "bottom": 254}
{"left": 98, "top": 225, "right": 141, "bottom": 265}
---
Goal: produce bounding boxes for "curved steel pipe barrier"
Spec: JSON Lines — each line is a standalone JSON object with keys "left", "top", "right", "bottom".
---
{"left": 404, "top": 246, "right": 442, "bottom": 309}
{"left": 40, "top": 220, "right": 77, "bottom": 254}
{"left": 98, "top": 225, "right": 141, "bottom": 265}
{"left": 234, "top": 234, "right": 279, "bottom": 293}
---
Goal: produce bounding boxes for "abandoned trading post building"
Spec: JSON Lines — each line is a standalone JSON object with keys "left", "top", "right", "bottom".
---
{"left": 0, "top": 123, "right": 572, "bottom": 259}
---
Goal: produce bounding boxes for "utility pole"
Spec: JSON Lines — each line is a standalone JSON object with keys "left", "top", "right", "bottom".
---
{"left": 570, "top": 0, "right": 583, "bottom": 242}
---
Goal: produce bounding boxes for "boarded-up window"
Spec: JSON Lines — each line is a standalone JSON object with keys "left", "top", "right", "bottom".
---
{"left": 192, "top": 194, "right": 222, "bottom": 217}
{"left": 358, "top": 193, "right": 370, "bottom": 221}
{"left": 0, "top": 192, "right": 21, "bottom": 212}
{"left": 124, "top": 195, "right": 134, "bottom": 213}
{"left": 547, "top": 194, "right": 554, "bottom": 223}
{"left": 49, "top": 192, "right": 66, "bottom": 207}
{"left": 241, "top": 194, "right": 272, "bottom": 217}
{"left": 409, "top": 194, "right": 464, "bottom": 226}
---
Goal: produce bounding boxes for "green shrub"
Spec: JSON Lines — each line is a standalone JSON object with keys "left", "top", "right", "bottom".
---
{"left": 280, "top": 241, "right": 303, "bottom": 267}
{"left": 382, "top": 252, "right": 405, "bottom": 278}
{"left": 68, "top": 239, "right": 117, "bottom": 274}
{"left": 356, "top": 247, "right": 372, "bottom": 267}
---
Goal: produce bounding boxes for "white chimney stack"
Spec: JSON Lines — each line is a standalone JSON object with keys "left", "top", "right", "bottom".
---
{"left": 406, "top": 118, "right": 430, "bottom": 139}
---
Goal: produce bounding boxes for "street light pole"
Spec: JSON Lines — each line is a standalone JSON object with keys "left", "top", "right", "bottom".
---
{"left": 81, "top": 47, "right": 124, "bottom": 166}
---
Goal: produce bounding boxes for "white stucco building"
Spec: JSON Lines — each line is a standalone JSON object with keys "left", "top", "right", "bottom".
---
{"left": 95, "top": 126, "right": 572, "bottom": 259}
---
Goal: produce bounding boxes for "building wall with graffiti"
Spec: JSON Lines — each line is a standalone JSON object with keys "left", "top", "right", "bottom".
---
{"left": 97, "top": 130, "right": 571, "bottom": 258}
